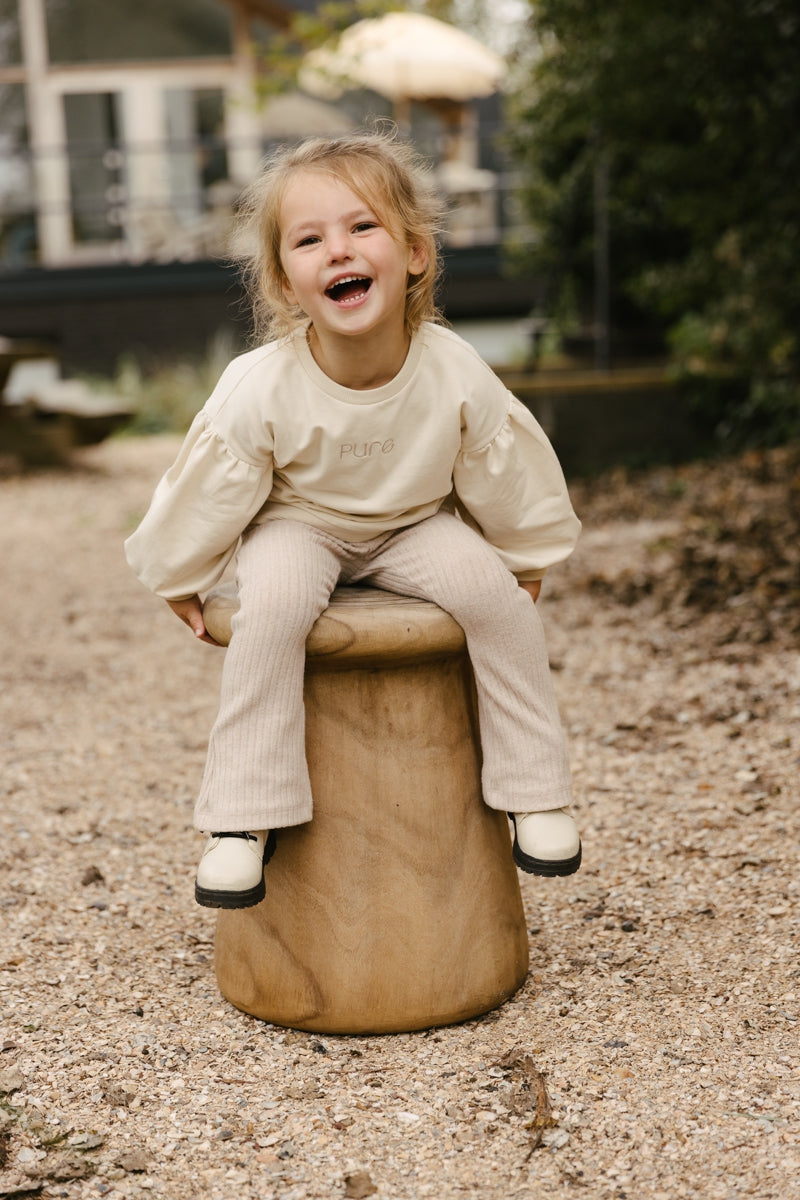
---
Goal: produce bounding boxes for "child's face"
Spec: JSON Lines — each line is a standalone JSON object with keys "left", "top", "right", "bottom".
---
{"left": 278, "top": 171, "right": 427, "bottom": 345}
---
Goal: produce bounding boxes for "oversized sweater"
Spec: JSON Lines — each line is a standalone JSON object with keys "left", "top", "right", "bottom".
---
{"left": 124, "top": 323, "right": 581, "bottom": 600}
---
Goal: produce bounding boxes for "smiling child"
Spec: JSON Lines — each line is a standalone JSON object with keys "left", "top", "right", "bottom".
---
{"left": 125, "top": 129, "right": 582, "bottom": 908}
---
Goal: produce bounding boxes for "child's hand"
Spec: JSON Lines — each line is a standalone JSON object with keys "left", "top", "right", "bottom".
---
{"left": 518, "top": 579, "right": 542, "bottom": 604}
{"left": 166, "top": 595, "right": 222, "bottom": 645}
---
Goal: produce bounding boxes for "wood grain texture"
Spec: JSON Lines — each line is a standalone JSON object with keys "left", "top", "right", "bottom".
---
{"left": 206, "top": 583, "right": 529, "bottom": 1033}
{"left": 203, "top": 580, "right": 467, "bottom": 668}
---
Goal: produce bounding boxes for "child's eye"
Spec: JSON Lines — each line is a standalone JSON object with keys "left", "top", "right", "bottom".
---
{"left": 353, "top": 221, "right": 378, "bottom": 233}
{"left": 296, "top": 234, "right": 320, "bottom": 247}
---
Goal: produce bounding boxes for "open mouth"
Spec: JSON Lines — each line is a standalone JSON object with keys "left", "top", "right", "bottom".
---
{"left": 325, "top": 276, "right": 372, "bottom": 304}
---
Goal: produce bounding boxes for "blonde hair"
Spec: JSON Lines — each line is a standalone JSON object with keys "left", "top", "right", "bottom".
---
{"left": 234, "top": 127, "right": 445, "bottom": 342}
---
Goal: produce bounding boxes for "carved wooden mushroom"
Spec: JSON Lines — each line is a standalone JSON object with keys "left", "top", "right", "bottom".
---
{"left": 203, "top": 583, "right": 529, "bottom": 1034}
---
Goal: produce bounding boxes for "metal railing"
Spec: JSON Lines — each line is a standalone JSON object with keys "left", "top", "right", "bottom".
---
{"left": 0, "top": 134, "right": 535, "bottom": 271}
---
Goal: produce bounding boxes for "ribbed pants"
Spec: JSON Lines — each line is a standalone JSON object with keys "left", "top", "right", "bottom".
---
{"left": 195, "top": 512, "right": 574, "bottom": 831}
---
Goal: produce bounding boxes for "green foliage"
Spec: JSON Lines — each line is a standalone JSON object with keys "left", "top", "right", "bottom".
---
{"left": 253, "top": 0, "right": 400, "bottom": 98}
{"left": 112, "top": 332, "right": 240, "bottom": 436}
{"left": 507, "top": 0, "right": 800, "bottom": 444}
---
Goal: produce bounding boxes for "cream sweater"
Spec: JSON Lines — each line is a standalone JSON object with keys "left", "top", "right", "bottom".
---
{"left": 125, "top": 323, "right": 580, "bottom": 600}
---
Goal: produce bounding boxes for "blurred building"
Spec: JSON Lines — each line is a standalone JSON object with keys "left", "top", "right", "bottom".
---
{"left": 0, "top": 0, "right": 539, "bottom": 369}
{"left": 2, "top": 0, "right": 306, "bottom": 266}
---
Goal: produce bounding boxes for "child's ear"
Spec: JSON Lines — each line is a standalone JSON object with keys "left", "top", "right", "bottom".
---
{"left": 408, "top": 241, "right": 428, "bottom": 277}
{"left": 282, "top": 275, "right": 298, "bottom": 306}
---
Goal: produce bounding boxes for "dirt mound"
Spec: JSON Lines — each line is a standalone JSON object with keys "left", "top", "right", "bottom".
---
{"left": 570, "top": 443, "right": 800, "bottom": 646}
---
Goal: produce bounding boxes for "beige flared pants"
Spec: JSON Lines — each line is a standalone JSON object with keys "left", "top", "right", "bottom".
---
{"left": 195, "top": 512, "right": 573, "bottom": 831}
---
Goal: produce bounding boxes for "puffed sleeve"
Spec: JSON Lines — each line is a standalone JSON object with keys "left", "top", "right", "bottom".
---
{"left": 453, "top": 394, "right": 580, "bottom": 580}
{"left": 124, "top": 410, "right": 274, "bottom": 600}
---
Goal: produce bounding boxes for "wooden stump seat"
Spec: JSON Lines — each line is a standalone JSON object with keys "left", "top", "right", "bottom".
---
{"left": 202, "top": 582, "right": 529, "bottom": 1034}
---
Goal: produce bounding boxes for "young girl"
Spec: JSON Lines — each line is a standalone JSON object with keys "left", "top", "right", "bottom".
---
{"left": 125, "top": 129, "right": 583, "bottom": 909}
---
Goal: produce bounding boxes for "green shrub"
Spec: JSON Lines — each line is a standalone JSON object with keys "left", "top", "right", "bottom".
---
{"left": 112, "top": 331, "right": 240, "bottom": 436}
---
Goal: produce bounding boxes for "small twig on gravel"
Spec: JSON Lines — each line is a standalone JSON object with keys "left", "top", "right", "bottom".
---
{"left": 495, "top": 1049, "right": 557, "bottom": 1159}
{"left": 523, "top": 1069, "right": 555, "bottom": 1159}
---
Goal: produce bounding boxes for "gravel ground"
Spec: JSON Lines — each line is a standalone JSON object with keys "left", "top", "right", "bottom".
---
{"left": 1, "top": 435, "right": 798, "bottom": 1200}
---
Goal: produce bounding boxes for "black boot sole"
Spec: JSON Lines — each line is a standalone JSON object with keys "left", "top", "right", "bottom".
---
{"left": 512, "top": 841, "right": 582, "bottom": 877}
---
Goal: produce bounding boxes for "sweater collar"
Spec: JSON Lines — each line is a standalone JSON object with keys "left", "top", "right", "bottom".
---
{"left": 291, "top": 324, "right": 424, "bottom": 405}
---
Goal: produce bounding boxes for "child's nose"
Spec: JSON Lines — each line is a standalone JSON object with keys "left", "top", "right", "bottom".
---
{"left": 327, "top": 231, "right": 354, "bottom": 262}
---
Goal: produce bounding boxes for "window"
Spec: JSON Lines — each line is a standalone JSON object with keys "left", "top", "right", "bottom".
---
{"left": 63, "top": 92, "right": 123, "bottom": 244}
{"left": 0, "top": 83, "right": 34, "bottom": 263}
{"left": 0, "top": 0, "right": 22, "bottom": 65}
{"left": 45, "top": 0, "right": 232, "bottom": 64}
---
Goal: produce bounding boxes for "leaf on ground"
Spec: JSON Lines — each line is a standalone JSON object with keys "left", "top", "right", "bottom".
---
{"left": 0, "top": 1178, "right": 43, "bottom": 1197}
{"left": 101, "top": 1084, "right": 135, "bottom": 1108}
{"left": 493, "top": 1049, "right": 558, "bottom": 1157}
{"left": 23, "top": 1153, "right": 92, "bottom": 1182}
{"left": 115, "top": 1150, "right": 149, "bottom": 1173}
{"left": 66, "top": 1134, "right": 104, "bottom": 1151}
{"left": 344, "top": 1170, "right": 378, "bottom": 1198}
{"left": 0, "top": 1070, "right": 24, "bottom": 1096}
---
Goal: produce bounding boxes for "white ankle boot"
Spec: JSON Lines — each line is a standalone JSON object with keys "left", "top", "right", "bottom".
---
{"left": 195, "top": 830, "right": 276, "bottom": 908}
{"left": 509, "top": 809, "right": 582, "bottom": 877}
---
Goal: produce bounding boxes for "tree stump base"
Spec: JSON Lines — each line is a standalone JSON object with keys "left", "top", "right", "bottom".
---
{"left": 202, "top": 583, "right": 529, "bottom": 1034}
